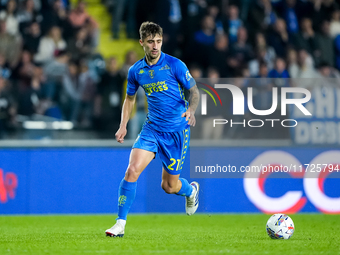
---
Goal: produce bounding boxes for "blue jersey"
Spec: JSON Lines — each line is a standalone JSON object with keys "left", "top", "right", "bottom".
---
{"left": 126, "top": 52, "right": 195, "bottom": 132}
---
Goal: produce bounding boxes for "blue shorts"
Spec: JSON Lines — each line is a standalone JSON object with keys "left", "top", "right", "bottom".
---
{"left": 132, "top": 123, "right": 190, "bottom": 175}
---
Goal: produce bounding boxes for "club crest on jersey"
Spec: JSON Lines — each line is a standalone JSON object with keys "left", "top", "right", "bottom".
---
{"left": 148, "top": 70, "right": 155, "bottom": 79}
{"left": 185, "top": 71, "right": 192, "bottom": 81}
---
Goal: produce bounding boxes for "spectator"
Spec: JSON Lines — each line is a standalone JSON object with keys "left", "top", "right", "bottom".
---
{"left": 201, "top": 67, "right": 224, "bottom": 140}
{"left": 257, "top": 61, "right": 268, "bottom": 78}
{"left": 83, "top": 17, "right": 99, "bottom": 50}
{"left": 67, "top": 28, "right": 92, "bottom": 62}
{"left": 268, "top": 57, "right": 290, "bottom": 87}
{"left": 40, "top": 0, "right": 68, "bottom": 36}
{"left": 11, "top": 50, "right": 35, "bottom": 82}
{"left": 268, "top": 58, "right": 290, "bottom": 78}
{"left": 267, "top": 18, "right": 291, "bottom": 58}
{"left": 34, "top": 26, "right": 66, "bottom": 64}
{"left": 0, "top": 77, "right": 15, "bottom": 138}
{"left": 61, "top": 61, "right": 79, "bottom": 119}
{"left": 256, "top": 32, "right": 276, "bottom": 67}
{"left": 312, "top": 0, "right": 339, "bottom": 29}
{"left": 293, "top": 49, "right": 322, "bottom": 90}
{"left": 186, "top": 15, "right": 215, "bottom": 69}
{"left": 180, "top": 0, "right": 207, "bottom": 49}
{"left": 294, "top": 18, "right": 320, "bottom": 62}
{"left": 318, "top": 61, "right": 340, "bottom": 78}
{"left": 18, "top": 0, "right": 42, "bottom": 11}
{"left": 272, "top": 0, "right": 314, "bottom": 32}
{"left": 194, "top": 15, "right": 215, "bottom": 46}
{"left": 247, "top": 0, "right": 276, "bottom": 40}
{"left": 251, "top": 61, "right": 274, "bottom": 114}
{"left": 0, "top": 0, "right": 10, "bottom": 10}
{"left": 240, "top": 0, "right": 252, "bottom": 21}
{"left": 189, "top": 64, "right": 203, "bottom": 79}
{"left": 282, "top": 0, "right": 299, "bottom": 34}
{"left": 17, "top": 65, "right": 44, "bottom": 116}
{"left": 17, "top": 0, "right": 43, "bottom": 34}
{"left": 157, "top": 0, "right": 182, "bottom": 55}
{"left": 330, "top": 9, "right": 340, "bottom": 38}
{"left": 225, "top": 5, "right": 242, "bottom": 43}
{"left": 43, "top": 50, "right": 70, "bottom": 99}
{"left": 0, "top": 54, "right": 11, "bottom": 79}
{"left": 71, "top": 59, "right": 96, "bottom": 128}
{"left": 249, "top": 32, "right": 276, "bottom": 76}
{"left": 23, "top": 21, "right": 41, "bottom": 54}
{"left": 249, "top": 47, "right": 267, "bottom": 77}
{"left": 229, "top": 27, "right": 253, "bottom": 75}
{"left": 207, "top": 5, "right": 223, "bottom": 34}
{"left": 209, "top": 34, "right": 231, "bottom": 77}
{"left": 94, "top": 57, "right": 123, "bottom": 133}
{"left": 0, "top": 0, "right": 19, "bottom": 36}
{"left": 111, "top": 0, "right": 137, "bottom": 39}
{"left": 120, "top": 50, "right": 138, "bottom": 78}
{"left": 68, "top": 0, "right": 97, "bottom": 30}
{"left": 287, "top": 48, "right": 299, "bottom": 78}
{"left": 315, "top": 20, "right": 335, "bottom": 67}
{"left": 0, "top": 20, "right": 21, "bottom": 67}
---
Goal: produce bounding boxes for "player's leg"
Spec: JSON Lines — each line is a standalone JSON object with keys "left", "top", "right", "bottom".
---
{"left": 161, "top": 168, "right": 190, "bottom": 195}
{"left": 161, "top": 168, "right": 199, "bottom": 215}
{"left": 158, "top": 127, "right": 200, "bottom": 215}
{"left": 106, "top": 148, "right": 155, "bottom": 237}
{"left": 119, "top": 148, "right": 155, "bottom": 217}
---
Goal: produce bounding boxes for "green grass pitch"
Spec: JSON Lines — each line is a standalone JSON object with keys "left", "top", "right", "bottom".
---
{"left": 0, "top": 214, "right": 339, "bottom": 254}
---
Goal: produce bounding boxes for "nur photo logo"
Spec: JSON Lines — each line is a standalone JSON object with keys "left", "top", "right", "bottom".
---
{"left": 197, "top": 80, "right": 312, "bottom": 128}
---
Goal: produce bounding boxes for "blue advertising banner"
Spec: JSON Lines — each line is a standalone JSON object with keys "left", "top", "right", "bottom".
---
{"left": 0, "top": 147, "right": 339, "bottom": 214}
{"left": 292, "top": 85, "right": 340, "bottom": 145}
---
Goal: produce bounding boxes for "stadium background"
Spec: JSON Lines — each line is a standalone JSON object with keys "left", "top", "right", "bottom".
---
{"left": 0, "top": 0, "right": 339, "bottom": 216}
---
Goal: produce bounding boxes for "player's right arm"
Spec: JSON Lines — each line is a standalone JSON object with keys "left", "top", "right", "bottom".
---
{"left": 115, "top": 94, "right": 136, "bottom": 143}
{"left": 115, "top": 65, "right": 139, "bottom": 143}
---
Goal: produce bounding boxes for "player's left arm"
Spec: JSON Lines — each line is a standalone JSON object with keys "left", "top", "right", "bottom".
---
{"left": 173, "top": 59, "right": 199, "bottom": 126}
{"left": 182, "top": 84, "right": 199, "bottom": 126}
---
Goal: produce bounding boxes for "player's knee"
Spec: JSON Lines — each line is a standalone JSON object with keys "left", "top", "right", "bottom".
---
{"left": 161, "top": 181, "right": 176, "bottom": 194}
{"left": 125, "top": 165, "right": 140, "bottom": 182}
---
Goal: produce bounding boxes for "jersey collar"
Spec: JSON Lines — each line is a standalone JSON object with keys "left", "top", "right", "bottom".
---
{"left": 142, "top": 52, "right": 165, "bottom": 68}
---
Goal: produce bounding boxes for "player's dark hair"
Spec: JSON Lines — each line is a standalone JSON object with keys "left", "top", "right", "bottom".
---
{"left": 139, "top": 21, "right": 163, "bottom": 41}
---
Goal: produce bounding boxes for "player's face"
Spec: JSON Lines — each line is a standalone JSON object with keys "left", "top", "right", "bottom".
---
{"left": 140, "top": 34, "right": 162, "bottom": 60}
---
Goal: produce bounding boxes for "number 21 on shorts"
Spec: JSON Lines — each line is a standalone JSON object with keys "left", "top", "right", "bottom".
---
{"left": 168, "top": 158, "right": 181, "bottom": 171}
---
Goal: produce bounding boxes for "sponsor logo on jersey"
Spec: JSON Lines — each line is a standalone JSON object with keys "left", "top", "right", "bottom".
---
{"left": 142, "top": 81, "right": 168, "bottom": 95}
{"left": 159, "top": 64, "right": 170, "bottom": 71}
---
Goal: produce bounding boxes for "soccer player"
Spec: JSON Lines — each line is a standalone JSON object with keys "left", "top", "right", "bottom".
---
{"left": 105, "top": 21, "right": 200, "bottom": 237}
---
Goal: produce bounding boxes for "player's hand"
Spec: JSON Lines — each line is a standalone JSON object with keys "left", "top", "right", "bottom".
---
{"left": 182, "top": 108, "right": 196, "bottom": 126}
{"left": 115, "top": 126, "right": 127, "bottom": 143}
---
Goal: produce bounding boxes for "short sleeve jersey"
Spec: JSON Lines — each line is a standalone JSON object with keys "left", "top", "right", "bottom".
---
{"left": 126, "top": 52, "right": 196, "bottom": 132}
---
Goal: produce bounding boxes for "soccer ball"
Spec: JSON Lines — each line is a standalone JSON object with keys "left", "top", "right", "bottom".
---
{"left": 266, "top": 214, "right": 295, "bottom": 239}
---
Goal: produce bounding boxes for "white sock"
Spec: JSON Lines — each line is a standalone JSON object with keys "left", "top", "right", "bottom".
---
{"left": 117, "top": 219, "right": 126, "bottom": 227}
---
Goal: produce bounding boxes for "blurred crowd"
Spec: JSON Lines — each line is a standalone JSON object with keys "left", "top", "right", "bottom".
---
{"left": 1, "top": 0, "right": 340, "bottom": 139}
{"left": 0, "top": 0, "right": 109, "bottom": 138}
{"left": 122, "top": 0, "right": 340, "bottom": 80}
